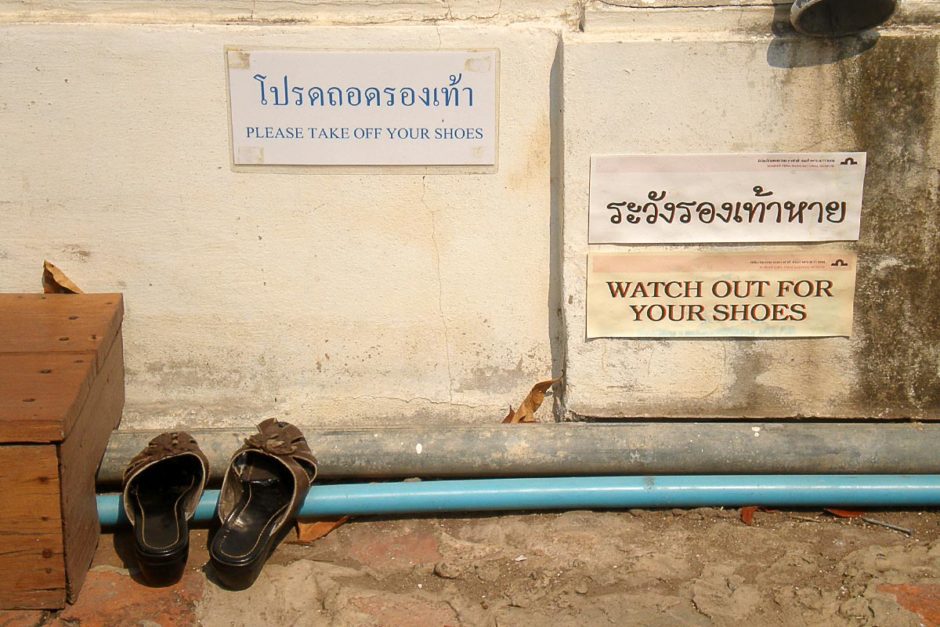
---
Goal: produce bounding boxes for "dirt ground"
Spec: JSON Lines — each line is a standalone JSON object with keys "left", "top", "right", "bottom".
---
{"left": 27, "top": 506, "right": 939, "bottom": 626}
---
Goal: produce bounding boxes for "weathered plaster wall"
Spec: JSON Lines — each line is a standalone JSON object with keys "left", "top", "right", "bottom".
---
{"left": 0, "top": 18, "right": 562, "bottom": 428}
{"left": 1, "top": 0, "right": 938, "bottom": 427}
{"left": 562, "top": 4, "right": 940, "bottom": 419}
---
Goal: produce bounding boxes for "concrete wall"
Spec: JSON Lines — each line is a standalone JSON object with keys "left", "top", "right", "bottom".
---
{"left": 1, "top": 1, "right": 937, "bottom": 427}
{"left": 562, "top": 2, "right": 940, "bottom": 420}
{"left": 0, "top": 7, "right": 569, "bottom": 429}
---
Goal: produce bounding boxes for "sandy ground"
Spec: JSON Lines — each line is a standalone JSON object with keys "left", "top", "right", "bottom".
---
{"left": 44, "top": 507, "right": 939, "bottom": 626}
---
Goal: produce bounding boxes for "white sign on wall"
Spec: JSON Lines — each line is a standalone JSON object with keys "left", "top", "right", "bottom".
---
{"left": 227, "top": 49, "right": 499, "bottom": 166}
{"left": 589, "top": 153, "right": 867, "bottom": 244}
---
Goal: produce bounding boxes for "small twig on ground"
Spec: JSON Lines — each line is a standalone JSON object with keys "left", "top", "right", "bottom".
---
{"left": 861, "top": 517, "right": 914, "bottom": 536}
{"left": 789, "top": 515, "right": 822, "bottom": 523}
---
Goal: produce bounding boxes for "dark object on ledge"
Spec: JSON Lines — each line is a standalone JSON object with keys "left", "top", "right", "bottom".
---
{"left": 791, "top": 0, "right": 897, "bottom": 36}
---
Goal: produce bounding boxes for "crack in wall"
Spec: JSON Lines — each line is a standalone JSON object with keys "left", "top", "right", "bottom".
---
{"left": 422, "top": 175, "right": 456, "bottom": 403}
{"left": 349, "top": 394, "right": 485, "bottom": 410}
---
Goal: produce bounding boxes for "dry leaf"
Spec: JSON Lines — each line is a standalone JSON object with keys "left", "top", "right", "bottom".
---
{"left": 502, "top": 377, "right": 562, "bottom": 424}
{"left": 739, "top": 506, "right": 779, "bottom": 525}
{"left": 294, "top": 516, "right": 351, "bottom": 543}
{"left": 501, "top": 406, "right": 515, "bottom": 423}
{"left": 740, "top": 506, "right": 758, "bottom": 526}
{"left": 825, "top": 508, "right": 866, "bottom": 519}
{"left": 42, "top": 260, "right": 84, "bottom": 294}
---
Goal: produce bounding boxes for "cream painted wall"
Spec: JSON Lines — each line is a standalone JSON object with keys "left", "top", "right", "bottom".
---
{"left": 0, "top": 21, "right": 561, "bottom": 428}
{"left": 1, "top": 1, "right": 938, "bottom": 427}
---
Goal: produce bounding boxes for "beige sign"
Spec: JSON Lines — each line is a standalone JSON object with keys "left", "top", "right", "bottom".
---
{"left": 587, "top": 247, "right": 857, "bottom": 338}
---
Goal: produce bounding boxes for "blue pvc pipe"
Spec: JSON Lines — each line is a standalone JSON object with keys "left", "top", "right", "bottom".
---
{"left": 97, "top": 475, "right": 940, "bottom": 527}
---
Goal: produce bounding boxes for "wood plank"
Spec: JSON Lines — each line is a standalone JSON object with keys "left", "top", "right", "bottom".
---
{"left": 0, "top": 294, "right": 123, "bottom": 370}
{"left": 58, "top": 332, "right": 124, "bottom": 603}
{"left": 0, "top": 353, "right": 97, "bottom": 443}
{"left": 0, "top": 446, "right": 66, "bottom": 609}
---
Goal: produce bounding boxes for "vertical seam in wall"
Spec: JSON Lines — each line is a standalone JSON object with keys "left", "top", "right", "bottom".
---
{"left": 549, "top": 31, "right": 569, "bottom": 420}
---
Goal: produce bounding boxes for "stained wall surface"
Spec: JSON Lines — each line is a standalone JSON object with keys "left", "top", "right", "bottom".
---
{"left": 1, "top": 0, "right": 938, "bottom": 427}
{"left": 562, "top": 3, "right": 940, "bottom": 420}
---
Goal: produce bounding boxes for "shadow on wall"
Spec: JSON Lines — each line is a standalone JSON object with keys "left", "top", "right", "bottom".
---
{"left": 548, "top": 36, "right": 566, "bottom": 418}
{"left": 766, "top": 4, "right": 880, "bottom": 69}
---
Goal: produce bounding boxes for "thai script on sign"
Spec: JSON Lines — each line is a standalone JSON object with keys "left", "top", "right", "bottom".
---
{"left": 228, "top": 49, "right": 498, "bottom": 166}
{"left": 606, "top": 186, "right": 846, "bottom": 227}
{"left": 251, "top": 73, "right": 474, "bottom": 108}
{"left": 588, "top": 153, "right": 866, "bottom": 244}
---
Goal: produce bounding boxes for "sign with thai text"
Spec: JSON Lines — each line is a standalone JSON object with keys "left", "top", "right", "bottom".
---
{"left": 586, "top": 247, "right": 857, "bottom": 338}
{"left": 589, "top": 153, "right": 866, "bottom": 243}
{"left": 227, "top": 49, "right": 498, "bottom": 166}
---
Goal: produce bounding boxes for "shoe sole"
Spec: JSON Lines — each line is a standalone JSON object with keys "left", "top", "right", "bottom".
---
{"left": 136, "top": 542, "right": 188, "bottom": 586}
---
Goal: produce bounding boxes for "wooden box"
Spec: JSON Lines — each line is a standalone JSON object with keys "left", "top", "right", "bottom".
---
{"left": 0, "top": 294, "right": 124, "bottom": 609}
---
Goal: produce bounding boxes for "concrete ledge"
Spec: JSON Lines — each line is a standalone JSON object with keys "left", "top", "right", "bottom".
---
{"left": 583, "top": 0, "right": 940, "bottom": 35}
{"left": 98, "top": 422, "right": 940, "bottom": 485}
{"left": 0, "top": 0, "right": 581, "bottom": 26}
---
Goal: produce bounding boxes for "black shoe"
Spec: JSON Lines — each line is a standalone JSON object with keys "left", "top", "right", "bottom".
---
{"left": 122, "top": 432, "right": 208, "bottom": 586}
{"left": 209, "top": 419, "right": 317, "bottom": 590}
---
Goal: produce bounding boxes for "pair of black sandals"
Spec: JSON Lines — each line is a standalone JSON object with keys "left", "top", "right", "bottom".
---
{"left": 121, "top": 419, "right": 318, "bottom": 590}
